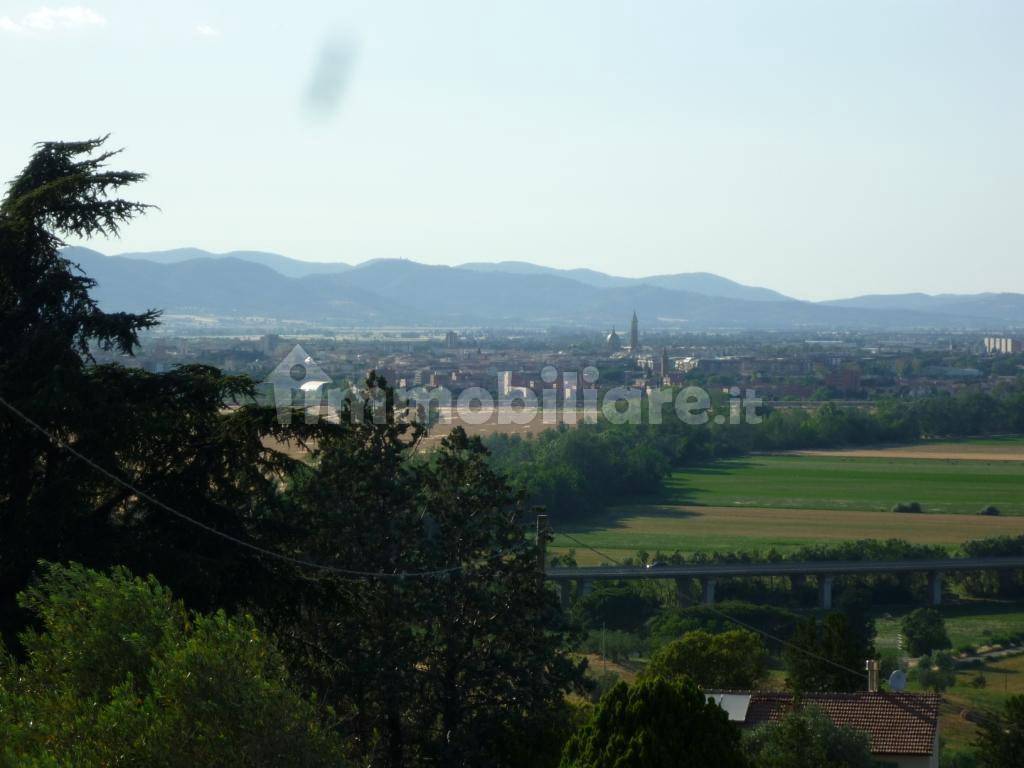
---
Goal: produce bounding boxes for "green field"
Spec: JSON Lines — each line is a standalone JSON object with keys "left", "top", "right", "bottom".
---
{"left": 552, "top": 452, "right": 1024, "bottom": 563}
{"left": 875, "top": 602, "right": 1024, "bottom": 652}
{"left": 665, "top": 455, "right": 1024, "bottom": 515}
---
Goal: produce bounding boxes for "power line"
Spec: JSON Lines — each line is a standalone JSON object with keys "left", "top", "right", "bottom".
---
{"left": 554, "top": 530, "right": 869, "bottom": 682}
{"left": 0, "top": 394, "right": 484, "bottom": 580}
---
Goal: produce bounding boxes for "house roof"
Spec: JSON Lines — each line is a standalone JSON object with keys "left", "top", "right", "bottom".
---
{"left": 707, "top": 691, "right": 942, "bottom": 756}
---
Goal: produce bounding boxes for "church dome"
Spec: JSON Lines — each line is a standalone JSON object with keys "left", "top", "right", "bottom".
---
{"left": 605, "top": 328, "right": 621, "bottom": 349}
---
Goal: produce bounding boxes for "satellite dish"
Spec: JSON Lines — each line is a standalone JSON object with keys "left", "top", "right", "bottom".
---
{"left": 889, "top": 669, "right": 907, "bottom": 692}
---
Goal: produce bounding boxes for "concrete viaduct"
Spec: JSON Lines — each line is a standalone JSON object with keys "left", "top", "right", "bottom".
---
{"left": 544, "top": 556, "right": 1024, "bottom": 611}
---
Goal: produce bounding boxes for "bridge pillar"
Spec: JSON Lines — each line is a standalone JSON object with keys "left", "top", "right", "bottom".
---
{"left": 999, "top": 570, "right": 1015, "bottom": 595}
{"left": 701, "top": 577, "right": 717, "bottom": 606}
{"left": 675, "top": 578, "right": 689, "bottom": 608}
{"left": 559, "top": 581, "right": 571, "bottom": 611}
{"left": 818, "top": 576, "right": 833, "bottom": 610}
{"left": 928, "top": 572, "right": 943, "bottom": 606}
{"left": 580, "top": 579, "right": 593, "bottom": 598}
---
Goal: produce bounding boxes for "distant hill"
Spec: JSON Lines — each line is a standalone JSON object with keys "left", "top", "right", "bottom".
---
{"left": 458, "top": 261, "right": 792, "bottom": 302}
{"left": 63, "top": 247, "right": 392, "bottom": 322}
{"left": 824, "top": 292, "right": 1024, "bottom": 323}
{"left": 60, "top": 247, "right": 1023, "bottom": 331}
{"left": 113, "top": 248, "right": 352, "bottom": 279}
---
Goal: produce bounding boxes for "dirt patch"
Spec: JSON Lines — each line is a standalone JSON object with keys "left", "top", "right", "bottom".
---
{"left": 783, "top": 443, "right": 1024, "bottom": 462}
{"left": 580, "top": 653, "right": 641, "bottom": 683}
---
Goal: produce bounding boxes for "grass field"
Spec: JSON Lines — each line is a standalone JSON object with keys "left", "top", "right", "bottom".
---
{"left": 665, "top": 455, "right": 1024, "bottom": 515}
{"left": 551, "top": 450, "right": 1024, "bottom": 563}
{"left": 911, "top": 651, "right": 1024, "bottom": 755}
{"left": 553, "top": 505, "right": 1024, "bottom": 564}
{"left": 875, "top": 602, "right": 1024, "bottom": 652}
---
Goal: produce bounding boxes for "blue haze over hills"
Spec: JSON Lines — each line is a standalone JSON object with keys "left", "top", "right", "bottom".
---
{"left": 63, "top": 247, "right": 1024, "bottom": 331}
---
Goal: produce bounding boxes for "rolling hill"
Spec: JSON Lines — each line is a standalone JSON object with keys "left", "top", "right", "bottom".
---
{"left": 60, "top": 247, "right": 1024, "bottom": 330}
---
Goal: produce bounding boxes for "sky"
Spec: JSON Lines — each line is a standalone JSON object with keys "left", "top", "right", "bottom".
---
{"left": 1, "top": 1, "right": 1022, "bottom": 301}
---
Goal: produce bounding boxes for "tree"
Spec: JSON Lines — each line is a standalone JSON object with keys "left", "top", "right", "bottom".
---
{"left": 901, "top": 608, "right": 951, "bottom": 656}
{"left": 265, "top": 386, "right": 584, "bottom": 768}
{"left": 976, "top": 694, "right": 1024, "bottom": 768}
{"left": 914, "top": 651, "right": 956, "bottom": 693}
{"left": 744, "top": 706, "right": 873, "bottom": 768}
{"left": 0, "top": 137, "right": 324, "bottom": 646}
{"left": 0, "top": 562, "right": 344, "bottom": 767}
{"left": 572, "top": 583, "right": 662, "bottom": 633}
{"left": 648, "top": 601, "right": 800, "bottom": 651}
{"left": 785, "top": 614, "right": 869, "bottom": 693}
{"left": 835, "top": 585, "right": 878, "bottom": 661}
{"left": 559, "top": 677, "right": 749, "bottom": 768}
{"left": 644, "top": 629, "right": 767, "bottom": 690}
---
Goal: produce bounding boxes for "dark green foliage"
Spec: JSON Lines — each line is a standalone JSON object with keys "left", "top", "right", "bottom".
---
{"left": 891, "top": 501, "right": 923, "bottom": 513}
{"left": 784, "top": 614, "right": 871, "bottom": 693}
{"left": 976, "top": 694, "right": 1024, "bottom": 768}
{"left": 0, "top": 137, "right": 327, "bottom": 646}
{"left": 485, "top": 423, "right": 671, "bottom": 525}
{"left": 0, "top": 562, "right": 343, "bottom": 767}
{"left": 580, "top": 629, "right": 646, "bottom": 662}
{"left": 960, "top": 535, "right": 1024, "bottom": 597}
{"left": 902, "top": 608, "right": 952, "bottom": 656}
{"left": 585, "top": 670, "right": 623, "bottom": 703}
{"left": 835, "top": 586, "right": 878, "bottom": 662}
{"left": 559, "top": 677, "right": 749, "bottom": 768}
{"left": 744, "top": 705, "right": 873, "bottom": 768}
{"left": 643, "top": 629, "right": 767, "bottom": 689}
{"left": 979, "top": 505, "right": 1002, "bottom": 516}
{"left": 572, "top": 583, "right": 662, "bottom": 633}
{"left": 648, "top": 601, "right": 800, "bottom": 652}
{"left": 267, "top": 399, "right": 584, "bottom": 768}
{"left": 915, "top": 651, "right": 957, "bottom": 692}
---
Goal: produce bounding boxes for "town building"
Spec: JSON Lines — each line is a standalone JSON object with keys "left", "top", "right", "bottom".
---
{"left": 706, "top": 691, "right": 941, "bottom": 768}
{"left": 984, "top": 336, "right": 1022, "bottom": 354}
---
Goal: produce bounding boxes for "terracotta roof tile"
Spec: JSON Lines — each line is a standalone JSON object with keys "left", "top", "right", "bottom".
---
{"left": 712, "top": 691, "right": 941, "bottom": 756}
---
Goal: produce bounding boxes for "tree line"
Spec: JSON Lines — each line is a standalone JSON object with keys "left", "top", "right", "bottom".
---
{"left": 485, "top": 390, "right": 1024, "bottom": 523}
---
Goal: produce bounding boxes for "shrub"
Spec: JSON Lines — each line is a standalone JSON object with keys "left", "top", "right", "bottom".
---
{"left": 572, "top": 584, "right": 661, "bottom": 633}
{"left": 915, "top": 651, "right": 957, "bottom": 692}
{"left": 979, "top": 505, "right": 1002, "bottom": 516}
{"left": 892, "top": 501, "right": 923, "bottom": 513}
{"left": 580, "top": 630, "right": 645, "bottom": 663}
{"left": 0, "top": 562, "right": 344, "bottom": 767}
{"left": 584, "top": 670, "right": 622, "bottom": 703}
{"left": 745, "top": 706, "right": 874, "bottom": 768}
{"left": 647, "top": 601, "right": 800, "bottom": 651}
{"left": 879, "top": 649, "right": 902, "bottom": 679}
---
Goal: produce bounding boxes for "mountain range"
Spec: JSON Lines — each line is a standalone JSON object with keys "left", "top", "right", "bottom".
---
{"left": 61, "top": 246, "right": 1024, "bottom": 331}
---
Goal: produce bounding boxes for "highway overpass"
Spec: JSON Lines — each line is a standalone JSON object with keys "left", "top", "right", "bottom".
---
{"left": 544, "top": 556, "right": 1024, "bottom": 610}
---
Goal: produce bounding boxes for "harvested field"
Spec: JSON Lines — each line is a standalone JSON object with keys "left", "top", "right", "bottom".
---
{"left": 550, "top": 504, "right": 1024, "bottom": 565}
{"left": 785, "top": 436, "right": 1024, "bottom": 462}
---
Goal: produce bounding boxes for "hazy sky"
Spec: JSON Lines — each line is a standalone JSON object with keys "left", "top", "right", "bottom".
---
{"left": 2, "top": 1, "right": 1022, "bottom": 300}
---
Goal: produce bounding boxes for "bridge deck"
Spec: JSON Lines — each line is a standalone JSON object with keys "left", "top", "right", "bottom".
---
{"left": 545, "top": 556, "right": 1024, "bottom": 581}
